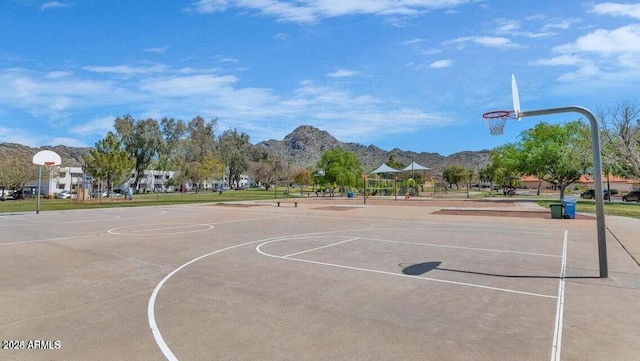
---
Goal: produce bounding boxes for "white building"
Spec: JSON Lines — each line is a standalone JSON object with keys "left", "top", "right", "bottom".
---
{"left": 45, "top": 167, "right": 252, "bottom": 196}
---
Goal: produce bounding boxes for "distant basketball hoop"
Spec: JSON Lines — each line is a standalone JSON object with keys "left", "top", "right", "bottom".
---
{"left": 32, "top": 150, "right": 62, "bottom": 214}
{"left": 482, "top": 110, "right": 516, "bottom": 135}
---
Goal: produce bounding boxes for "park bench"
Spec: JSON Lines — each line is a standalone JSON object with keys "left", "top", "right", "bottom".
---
{"left": 276, "top": 201, "right": 298, "bottom": 208}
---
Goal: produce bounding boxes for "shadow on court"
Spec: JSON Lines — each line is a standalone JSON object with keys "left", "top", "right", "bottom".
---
{"left": 401, "top": 261, "right": 600, "bottom": 279}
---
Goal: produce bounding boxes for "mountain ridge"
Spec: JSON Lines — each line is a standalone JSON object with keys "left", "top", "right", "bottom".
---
{"left": 0, "top": 125, "right": 491, "bottom": 172}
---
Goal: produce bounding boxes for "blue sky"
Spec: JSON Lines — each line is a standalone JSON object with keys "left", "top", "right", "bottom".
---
{"left": 1, "top": 1, "right": 640, "bottom": 155}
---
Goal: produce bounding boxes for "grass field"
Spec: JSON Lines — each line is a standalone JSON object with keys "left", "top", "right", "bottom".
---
{"left": 0, "top": 189, "right": 289, "bottom": 212}
{"left": 2, "top": 189, "right": 639, "bottom": 219}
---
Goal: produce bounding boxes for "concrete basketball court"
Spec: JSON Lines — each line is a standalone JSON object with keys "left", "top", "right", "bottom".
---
{"left": 1, "top": 198, "right": 639, "bottom": 360}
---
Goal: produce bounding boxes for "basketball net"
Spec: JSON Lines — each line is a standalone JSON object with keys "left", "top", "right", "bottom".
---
{"left": 482, "top": 110, "right": 515, "bottom": 136}
{"left": 484, "top": 118, "right": 507, "bottom": 135}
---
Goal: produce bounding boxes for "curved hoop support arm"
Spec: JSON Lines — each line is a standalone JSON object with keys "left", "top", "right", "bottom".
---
{"left": 519, "top": 106, "right": 608, "bottom": 278}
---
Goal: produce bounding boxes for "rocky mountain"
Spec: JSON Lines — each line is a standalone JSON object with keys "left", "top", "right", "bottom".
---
{"left": 0, "top": 125, "right": 491, "bottom": 173}
{"left": 255, "top": 125, "right": 491, "bottom": 172}
{"left": 0, "top": 143, "right": 90, "bottom": 167}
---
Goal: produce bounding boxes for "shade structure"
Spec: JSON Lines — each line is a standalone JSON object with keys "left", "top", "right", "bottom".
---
{"left": 369, "top": 163, "right": 401, "bottom": 174}
{"left": 402, "top": 161, "right": 431, "bottom": 172}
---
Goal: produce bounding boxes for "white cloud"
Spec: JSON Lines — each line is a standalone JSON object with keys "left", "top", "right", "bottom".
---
{"left": 138, "top": 74, "right": 239, "bottom": 97}
{"left": 144, "top": 46, "right": 169, "bottom": 54}
{"left": 402, "top": 38, "right": 425, "bottom": 46}
{"left": 186, "top": 0, "right": 230, "bottom": 13}
{"left": 531, "top": 54, "right": 583, "bottom": 67}
{"left": 40, "top": 2, "right": 70, "bottom": 11}
{"left": 216, "top": 56, "right": 239, "bottom": 63}
{"left": 445, "top": 36, "right": 520, "bottom": 48}
{"left": 70, "top": 115, "right": 116, "bottom": 137}
{"left": 83, "top": 64, "right": 169, "bottom": 75}
{"left": 187, "top": 0, "right": 474, "bottom": 24}
{"left": 49, "top": 137, "right": 88, "bottom": 147}
{"left": 0, "top": 126, "right": 46, "bottom": 147}
{"left": 0, "top": 68, "right": 120, "bottom": 120}
{"left": 274, "top": 32, "right": 288, "bottom": 40}
{"left": 45, "top": 71, "right": 72, "bottom": 79}
{"left": 554, "top": 25, "right": 640, "bottom": 54}
{"left": 533, "top": 25, "right": 640, "bottom": 86}
{"left": 590, "top": 2, "right": 640, "bottom": 19}
{"left": 494, "top": 19, "right": 520, "bottom": 34}
{"left": 541, "top": 18, "right": 580, "bottom": 31}
{"left": 0, "top": 64, "right": 453, "bottom": 147}
{"left": 430, "top": 59, "right": 452, "bottom": 69}
{"left": 326, "top": 69, "right": 360, "bottom": 78}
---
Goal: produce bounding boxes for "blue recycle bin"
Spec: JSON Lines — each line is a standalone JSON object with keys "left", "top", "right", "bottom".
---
{"left": 347, "top": 191, "right": 354, "bottom": 198}
{"left": 562, "top": 197, "right": 577, "bottom": 219}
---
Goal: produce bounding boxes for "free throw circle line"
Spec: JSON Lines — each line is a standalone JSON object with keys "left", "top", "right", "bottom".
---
{"left": 148, "top": 228, "right": 392, "bottom": 360}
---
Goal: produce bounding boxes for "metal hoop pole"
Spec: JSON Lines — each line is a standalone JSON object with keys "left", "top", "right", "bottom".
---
{"left": 519, "top": 106, "right": 607, "bottom": 278}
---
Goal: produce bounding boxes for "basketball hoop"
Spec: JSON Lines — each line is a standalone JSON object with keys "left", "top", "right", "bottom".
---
{"left": 44, "top": 161, "right": 55, "bottom": 166}
{"left": 482, "top": 110, "right": 516, "bottom": 135}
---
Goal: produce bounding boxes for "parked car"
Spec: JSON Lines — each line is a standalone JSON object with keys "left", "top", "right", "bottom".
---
{"left": 56, "top": 190, "right": 72, "bottom": 199}
{"left": 580, "top": 189, "right": 610, "bottom": 201}
{"left": 622, "top": 191, "right": 640, "bottom": 202}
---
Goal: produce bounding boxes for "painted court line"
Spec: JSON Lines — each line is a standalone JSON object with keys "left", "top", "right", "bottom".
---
{"left": 0, "top": 234, "right": 96, "bottom": 247}
{"left": 551, "top": 230, "right": 568, "bottom": 361}
{"left": 108, "top": 223, "right": 214, "bottom": 235}
{"left": 256, "top": 238, "right": 558, "bottom": 299}
{"left": 149, "top": 226, "right": 565, "bottom": 360}
{"left": 361, "top": 237, "right": 562, "bottom": 258}
{"left": 148, "top": 228, "right": 385, "bottom": 361}
{"left": 283, "top": 237, "right": 359, "bottom": 258}
{"left": 128, "top": 224, "right": 214, "bottom": 234}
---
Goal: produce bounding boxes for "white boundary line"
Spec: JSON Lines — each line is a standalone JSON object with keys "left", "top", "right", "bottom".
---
{"left": 256, "top": 237, "right": 558, "bottom": 299}
{"left": 108, "top": 223, "right": 215, "bottom": 236}
{"left": 0, "top": 234, "right": 95, "bottom": 247}
{"left": 551, "top": 230, "right": 568, "bottom": 361}
{"left": 147, "top": 228, "right": 381, "bottom": 361}
{"left": 283, "top": 238, "right": 359, "bottom": 258}
{"left": 361, "top": 237, "right": 561, "bottom": 258}
{"left": 148, "top": 225, "right": 567, "bottom": 360}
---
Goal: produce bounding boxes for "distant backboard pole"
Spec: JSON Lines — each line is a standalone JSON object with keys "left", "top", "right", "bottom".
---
{"left": 499, "top": 75, "right": 608, "bottom": 278}
{"left": 32, "top": 150, "right": 62, "bottom": 214}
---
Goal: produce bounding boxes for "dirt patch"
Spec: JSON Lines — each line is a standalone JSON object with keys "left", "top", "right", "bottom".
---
{"left": 314, "top": 206, "right": 362, "bottom": 211}
{"left": 434, "top": 209, "right": 594, "bottom": 220}
{"left": 214, "top": 203, "right": 266, "bottom": 208}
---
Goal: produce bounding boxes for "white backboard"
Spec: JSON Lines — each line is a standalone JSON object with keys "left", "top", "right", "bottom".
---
{"left": 33, "top": 150, "right": 62, "bottom": 166}
{"left": 511, "top": 74, "right": 521, "bottom": 120}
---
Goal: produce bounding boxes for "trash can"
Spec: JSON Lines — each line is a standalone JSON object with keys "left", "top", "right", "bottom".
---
{"left": 550, "top": 204, "right": 563, "bottom": 219}
{"left": 562, "top": 197, "right": 577, "bottom": 219}
{"left": 347, "top": 191, "right": 354, "bottom": 198}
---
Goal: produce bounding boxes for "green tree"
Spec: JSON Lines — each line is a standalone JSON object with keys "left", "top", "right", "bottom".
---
{"left": 490, "top": 121, "right": 590, "bottom": 199}
{"left": 156, "top": 117, "right": 186, "bottom": 191}
{"left": 518, "top": 121, "right": 590, "bottom": 199}
{"left": 157, "top": 117, "right": 186, "bottom": 170}
{"left": 218, "top": 128, "right": 250, "bottom": 188}
{"left": 83, "top": 133, "right": 134, "bottom": 194}
{"left": 180, "top": 116, "right": 221, "bottom": 190}
{"left": 489, "top": 143, "right": 523, "bottom": 192}
{"left": 114, "top": 115, "right": 163, "bottom": 191}
{"left": 178, "top": 150, "right": 222, "bottom": 193}
{"left": 442, "top": 164, "right": 468, "bottom": 189}
{"left": 293, "top": 169, "right": 313, "bottom": 186}
{"left": 247, "top": 148, "right": 279, "bottom": 191}
{"left": 0, "top": 154, "right": 38, "bottom": 196}
{"left": 316, "top": 148, "right": 363, "bottom": 195}
{"left": 598, "top": 101, "right": 640, "bottom": 183}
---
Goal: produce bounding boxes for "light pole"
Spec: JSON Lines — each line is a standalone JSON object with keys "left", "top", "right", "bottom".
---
{"left": 274, "top": 161, "right": 279, "bottom": 199}
{"left": 286, "top": 161, "right": 290, "bottom": 196}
